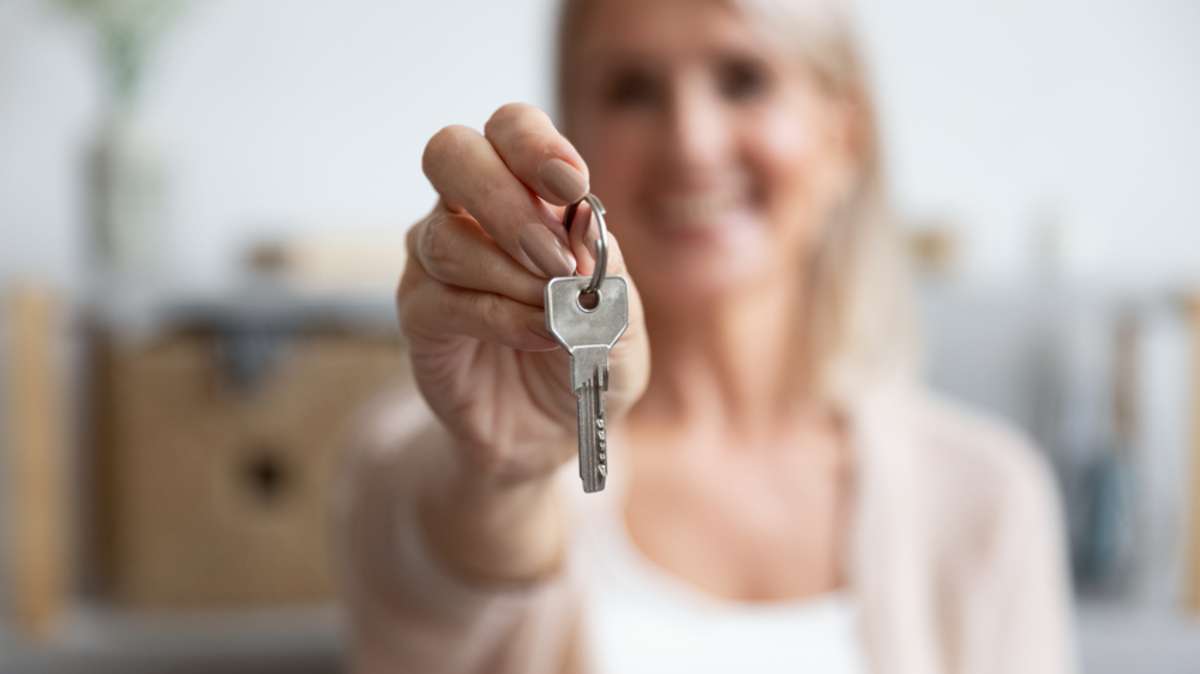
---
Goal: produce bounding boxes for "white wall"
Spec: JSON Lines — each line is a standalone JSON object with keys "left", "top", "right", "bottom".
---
{"left": 857, "top": 0, "right": 1200, "bottom": 285}
{"left": 1, "top": 0, "right": 1197, "bottom": 292}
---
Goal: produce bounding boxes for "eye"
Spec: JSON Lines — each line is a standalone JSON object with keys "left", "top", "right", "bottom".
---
{"left": 603, "top": 68, "right": 661, "bottom": 109}
{"left": 717, "top": 56, "right": 771, "bottom": 102}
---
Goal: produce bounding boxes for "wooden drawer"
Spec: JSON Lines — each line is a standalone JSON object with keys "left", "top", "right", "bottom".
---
{"left": 95, "top": 330, "right": 407, "bottom": 609}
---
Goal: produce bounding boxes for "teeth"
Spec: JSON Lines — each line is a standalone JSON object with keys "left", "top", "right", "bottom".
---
{"left": 657, "top": 191, "right": 740, "bottom": 225}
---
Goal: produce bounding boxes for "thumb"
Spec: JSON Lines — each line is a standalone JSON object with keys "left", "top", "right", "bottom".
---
{"left": 598, "top": 231, "right": 649, "bottom": 413}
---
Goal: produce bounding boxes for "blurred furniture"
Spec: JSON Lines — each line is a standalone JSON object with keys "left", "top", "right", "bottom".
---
{"left": 2, "top": 286, "right": 69, "bottom": 637}
{"left": 247, "top": 232, "right": 407, "bottom": 294}
{"left": 0, "top": 604, "right": 342, "bottom": 674}
{"left": 92, "top": 298, "right": 406, "bottom": 609}
{"left": 905, "top": 220, "right": 961, "bottom": 278}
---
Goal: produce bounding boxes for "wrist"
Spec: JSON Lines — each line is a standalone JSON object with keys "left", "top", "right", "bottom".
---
{"left": 417, "top": 434, "right": 567, "bottom": 585}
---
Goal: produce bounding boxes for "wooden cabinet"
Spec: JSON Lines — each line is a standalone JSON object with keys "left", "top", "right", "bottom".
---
{"left": 94, "top": 327, "right": 408, "bottom": 609}
{"left": 2, "top": 287, "right": 68, "bottom": 635}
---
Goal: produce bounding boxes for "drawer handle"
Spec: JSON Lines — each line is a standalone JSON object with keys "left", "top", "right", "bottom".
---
{"left": 241, "top": 446, "right": 289, "bottom": 506}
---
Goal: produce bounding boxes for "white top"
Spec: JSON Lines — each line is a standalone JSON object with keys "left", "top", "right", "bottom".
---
{"left": 336, "top": 384, "right": 1075, "bottom": 674}
{"left": 572, "top": 468, "right": 867, "bottom": 674}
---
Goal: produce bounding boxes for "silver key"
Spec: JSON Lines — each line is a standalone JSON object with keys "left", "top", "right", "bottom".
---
{"left": 545, "top": 275, "right": 629, "bottom": 492}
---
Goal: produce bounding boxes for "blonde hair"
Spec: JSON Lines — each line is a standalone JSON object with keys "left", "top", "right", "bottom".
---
{"left": 554, "top": 0, "right": 915, "bottom": 404}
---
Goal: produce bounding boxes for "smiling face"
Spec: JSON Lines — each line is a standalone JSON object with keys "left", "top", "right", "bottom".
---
{"left": 562, "top": 0, "right": 858, "bottom": 309}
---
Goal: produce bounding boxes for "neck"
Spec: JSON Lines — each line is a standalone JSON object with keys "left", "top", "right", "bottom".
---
{"left": 631, "top": 275, "right": 818, "bottom": 447}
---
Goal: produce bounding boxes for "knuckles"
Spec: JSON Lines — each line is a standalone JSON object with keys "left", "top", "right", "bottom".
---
{"left": 396, "top": 218, "right": 436, "bottom": 330}
{"left": 471, "top": 292, "right": 548, "bottom": 352}
{"left": 394, "top": 268, "right": 425, "bottom": 337}
{"left": 470, "top": 291, "right": 506, "bottom": 336}
{"left": 414, "top": 213, "right": 461, "bottom": 283}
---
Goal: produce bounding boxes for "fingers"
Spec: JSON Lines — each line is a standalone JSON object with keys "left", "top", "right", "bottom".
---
{"left": 483, "top": 103, "right": 589, "bottom": 206}
{"left": 410, "top": 209, "right": 545, "bottom": 308}
{"left": 398, "top": 257, "right": 557, "bottom": 353}
{"left": 423, "top": 125, "right": 575, "bottom": 279}
{"left": 601, "top": 233, "right": 650, "bottom": 412}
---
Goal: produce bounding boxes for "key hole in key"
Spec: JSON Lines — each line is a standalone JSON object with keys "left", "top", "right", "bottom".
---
{"left": 577, "top": 289, "right": 601, "bottom": 312}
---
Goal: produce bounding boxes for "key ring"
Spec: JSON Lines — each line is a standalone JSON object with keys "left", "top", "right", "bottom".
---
{"left": 562, "top": 193, "right": 609, "bottom": 294}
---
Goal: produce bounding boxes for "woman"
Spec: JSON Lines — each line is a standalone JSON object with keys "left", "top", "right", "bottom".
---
{"left": 335, "top": 0, "right": 1074, "bottom": 672}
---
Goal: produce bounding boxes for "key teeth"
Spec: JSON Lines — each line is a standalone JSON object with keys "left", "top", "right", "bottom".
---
{"left": 583, "top": 464, "right": 607, "bottom": 493}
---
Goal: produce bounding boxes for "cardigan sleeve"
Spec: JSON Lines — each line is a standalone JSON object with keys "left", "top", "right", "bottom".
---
{"left": 331, "top": 391, "right": 584, "bottom": 674}
{"left": 916, "top": 392, "right": 1079, "bottom": 674}
{"left": 981, "top": 441, "right": 1078, "bottom": 674}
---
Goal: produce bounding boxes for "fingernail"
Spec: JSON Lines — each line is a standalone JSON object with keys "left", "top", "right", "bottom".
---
{"left": 520, "top": 228, "right": 577, "bottom": 277}
{"left": 538, "top": 158, "right": 588, "bottom": 204}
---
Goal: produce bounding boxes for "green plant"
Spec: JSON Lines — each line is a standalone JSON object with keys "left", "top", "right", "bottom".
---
{"left": 54, "top": 0, "right": 188, "bottom": 102}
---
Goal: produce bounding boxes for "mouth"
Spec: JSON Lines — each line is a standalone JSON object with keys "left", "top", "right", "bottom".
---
{"left": 648, "top": 187, "right": 754, "bottom": 236}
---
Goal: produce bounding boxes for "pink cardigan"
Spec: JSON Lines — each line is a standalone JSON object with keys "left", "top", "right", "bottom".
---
{"left": 333, "top": 378, "right": 1076, "bottom": 674}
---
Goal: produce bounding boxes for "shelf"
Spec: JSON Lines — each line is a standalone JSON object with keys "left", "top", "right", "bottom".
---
{"left": 0, "top": 603, "right": 344, "bottom": 674}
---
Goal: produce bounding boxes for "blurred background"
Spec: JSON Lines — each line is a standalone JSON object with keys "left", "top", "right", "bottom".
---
{"left": 0, "top": 0, "right": 1197, "bottom": 672}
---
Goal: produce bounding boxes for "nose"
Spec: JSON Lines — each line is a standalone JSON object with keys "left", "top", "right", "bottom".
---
{"left": 660, "top": 75, "right": 734, "bottom": 176}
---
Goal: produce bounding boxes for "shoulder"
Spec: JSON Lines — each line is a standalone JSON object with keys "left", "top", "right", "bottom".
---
{"left": 881, "top": 386, "right": 1064, "bottom": 568}
{"left": 870, "top": 388, "right": 1076, "bottom": 670}
{"left": 911, "top": 391, "right": 1055, "bottom": 510}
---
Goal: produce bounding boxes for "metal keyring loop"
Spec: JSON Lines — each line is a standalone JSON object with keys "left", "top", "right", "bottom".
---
{"left": 562, "top": 193, "right": 608, "bottom": 294}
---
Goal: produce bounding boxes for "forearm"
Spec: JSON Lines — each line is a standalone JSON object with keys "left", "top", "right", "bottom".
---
{"left": 337, "top": 400, "right": 581, "bottom": 674}
{"left": 416, "top": 424, "right": 569, "bottom": 586}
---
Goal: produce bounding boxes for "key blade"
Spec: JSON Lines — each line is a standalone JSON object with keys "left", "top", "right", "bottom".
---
{"left": 568, "top": 346, "right": 611, "bottom": 393}
{"left": 545, "top": 277, "right": 629, "bottom": 351}
{"left": 591, "top": 376, "right": 608, "bottom": 492}
{"left": 579, "top": 377, "right": 608, "bottom": 493}
{"left": 545, "top": 275, "right": 625, "bottom": 494}
{"left": 576, "top": 380, "right": 592, "bottom": 483}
